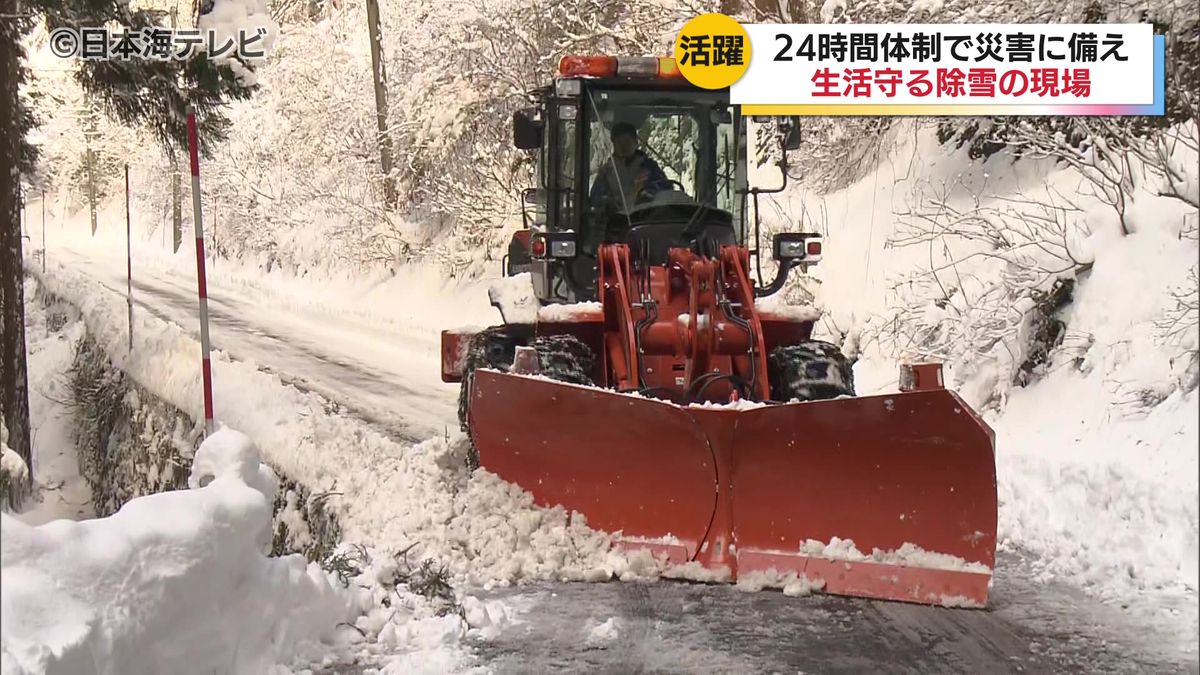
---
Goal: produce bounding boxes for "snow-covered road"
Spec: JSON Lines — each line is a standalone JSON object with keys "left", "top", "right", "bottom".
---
{"left": 471, "top": 552, "right": 1184, "bottom": 675}
{"left": 38, "top": 219, "right": 1198, "bottom": 673}
{"left": 56, "top": 244, "right": 464, "bottom": 443}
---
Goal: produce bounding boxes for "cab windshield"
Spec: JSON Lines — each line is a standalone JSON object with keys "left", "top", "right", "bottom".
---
{"left": 576, "top": 88, "right": 738, "bottom": 246}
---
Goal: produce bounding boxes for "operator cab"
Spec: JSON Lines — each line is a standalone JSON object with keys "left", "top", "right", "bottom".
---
{"left": 575, "top": 82, "right": 741, "bottom": 260}
{"left": 508, "top": 55, "right": 810, "bottom": 304}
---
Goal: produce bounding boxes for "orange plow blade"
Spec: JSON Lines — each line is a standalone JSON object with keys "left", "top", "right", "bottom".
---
{"left": 468, "top": 370, "right": 997, "bottom": 605}
{"left": 469, "top": 369, "right": 718, "bottom": 564}
{"left": 730, "top": 393, "right": 997, "bottom": 606}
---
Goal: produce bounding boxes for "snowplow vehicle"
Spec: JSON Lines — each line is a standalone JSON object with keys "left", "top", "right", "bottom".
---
{"left": 442, "top": 56, "right": 998, "bottom": 606}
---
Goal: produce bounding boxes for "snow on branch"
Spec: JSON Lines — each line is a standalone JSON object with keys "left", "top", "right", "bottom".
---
{"left": 864, "top": 177, "right": 1091, "bottom": 409}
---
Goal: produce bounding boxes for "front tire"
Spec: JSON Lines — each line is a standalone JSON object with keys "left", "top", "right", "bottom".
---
{"left": 459, "top": 326, "right": 524, "bottom": 434}
{"left": 531, "top": 334, "right": 594, "bottom": 386}
{"left": 458, "top": 329, "right": 595, "bottom": 470}
{"left": 768, "top": 341, "right": 856, "bottom": 402}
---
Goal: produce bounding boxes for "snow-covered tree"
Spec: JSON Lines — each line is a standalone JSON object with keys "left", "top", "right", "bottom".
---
{"left": 6, "top": 0, "right": 264, "bottom": 496}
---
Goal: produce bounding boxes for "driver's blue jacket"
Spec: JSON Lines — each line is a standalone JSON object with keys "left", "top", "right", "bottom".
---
{"left": 589, "top": 150, "right": 671, "bottom": 208}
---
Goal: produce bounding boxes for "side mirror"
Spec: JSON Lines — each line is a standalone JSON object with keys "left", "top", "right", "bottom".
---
{"left": 520, "top": 187, "right": 546, "bottom": 228}
{"left": 781, "top": 116, "right": 801, "bottom": 150}
{"left": 513, "top": 108, "right": 543, "bottom": 150}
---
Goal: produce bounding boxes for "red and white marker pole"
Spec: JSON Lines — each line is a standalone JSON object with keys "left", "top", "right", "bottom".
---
{"left": 186, "top": 107, "right": 215, "bottom": 437}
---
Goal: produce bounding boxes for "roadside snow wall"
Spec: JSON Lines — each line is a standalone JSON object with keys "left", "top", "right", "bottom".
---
{"left": 31, "top": 281, "right": 341, "bottom": 560}
{"left": 0, "top": 428, "right": 352, "bottom": 675}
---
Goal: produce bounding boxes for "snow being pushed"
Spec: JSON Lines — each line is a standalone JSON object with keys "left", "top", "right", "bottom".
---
{"left": 0, "top": 428, "right": 352, "bottom": 675}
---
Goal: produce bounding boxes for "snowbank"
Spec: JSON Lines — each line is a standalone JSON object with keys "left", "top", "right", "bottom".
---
{"left": 0, "top": 428, "right": 351, "bottom": 674}
{"left": 30, "top": 264, "right": 624, "bottom": 589}
{"left": 780, "top": 122, "right": 1198, "bottom": 624}
{"left": 995, "top": 378, "right": 1199, "bottom": 602}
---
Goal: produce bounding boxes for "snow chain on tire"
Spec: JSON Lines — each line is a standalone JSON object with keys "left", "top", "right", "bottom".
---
{"left": 460, "top": 329, "right": 595, "bottom": 470}
{"left": 458, "top": 326, "right": 522, "bottom": 434}
{"left": 767, "top": 340, "right": 856, "bottom": 402}
{"left": 531, "top": 334, "right": 595, "bottom": 386}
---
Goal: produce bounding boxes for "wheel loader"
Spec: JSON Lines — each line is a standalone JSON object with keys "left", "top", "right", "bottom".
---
{"left": 441, "top": 55, "right": 998, "bottom": 606}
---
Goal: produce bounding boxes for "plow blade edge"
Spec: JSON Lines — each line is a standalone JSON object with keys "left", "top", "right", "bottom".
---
{"left": 730, "top": 393, "right": 997, "bottom": 606}
{"left": 468, "top": 370, "right": 997, "bottom": 605}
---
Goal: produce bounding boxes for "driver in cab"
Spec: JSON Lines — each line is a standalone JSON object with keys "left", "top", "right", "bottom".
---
{"left": 589, "top": 122, "right": 670, "bottom": 212}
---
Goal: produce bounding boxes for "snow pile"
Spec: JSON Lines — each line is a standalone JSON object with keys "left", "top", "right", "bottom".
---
{"left": 735, "top": 569, "right": 826, "bottom": 597}
{"left": 460, "top": 596, "right": 518, "bottom": 641}
{"left": 445, "top": 471, "right": 664, "bottom": 585}
{"left": 984, "top": 199, "right": 1197, "bottom": 609}
{"left": 290, "top": 548, "right": 515, "bottom": 673}
{"left": 487, "top": 273, "right": 538, "bottom": 325}
{"left": 686, "top": 397, "right": 770, "bottom": 411}
{"left": 995, "top": 382, "right": 1199, "bottom": 602}
{"left": 754, "top": 296, "right": 822, "bottom": 322}
{"left": 797, "top": 537, "right": 993, "bottom": 574}
{"left": 30, "top": 264, "right": 642, "bottom": 590}
{"left": 662, "top": 561, "right": 733, "bottom": 583}
{"left": 0, "top": 428, "right": 353, "bottom": 674}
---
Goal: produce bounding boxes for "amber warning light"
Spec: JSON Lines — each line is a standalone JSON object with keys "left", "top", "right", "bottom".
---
{"left": 558, "top": 55, "right": 684, "bottom": 80}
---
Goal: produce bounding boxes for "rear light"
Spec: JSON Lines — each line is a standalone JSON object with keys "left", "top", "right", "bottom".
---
{"left": 558, "top": 55, "right": 683, "bottom": 80}
{"left": 531, "top": 236, "right": 547, "bottom": 258}
{"left": 772, "top": 233, "right": 823, "bottom": 264}
{"left": 531, "top": 232, "right": 577, "bottom": 261}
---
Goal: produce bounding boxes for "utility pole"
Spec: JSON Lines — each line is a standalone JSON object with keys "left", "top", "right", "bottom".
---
{"left": 40, "top": 189, "right": 45, "bottom": 273}
{"left": 364, "top": 0, "right": 397, "bottom": 208}
{"left": 171, "top": 154, "right": 182, "bottom": 251}
{"left": 169, "top": 6, "right": 183, "bottom": 253}
{"left": 85, "top": 108, "right": 98, "bottom": 236}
